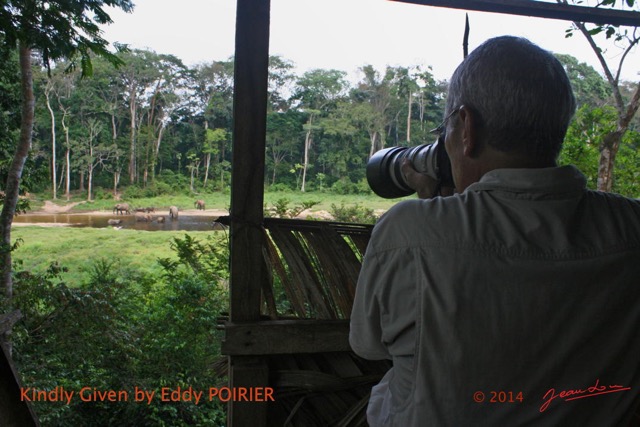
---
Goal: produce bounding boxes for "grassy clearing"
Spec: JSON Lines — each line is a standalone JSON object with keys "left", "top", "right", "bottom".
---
{"left": 11, "top": 226, "right": 224, "bottom": 285}
{"left": 33, "top": 189, "right": 409, "bottom": 214}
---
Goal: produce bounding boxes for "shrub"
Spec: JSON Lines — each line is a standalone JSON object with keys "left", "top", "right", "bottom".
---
{"left": 11, "top": 233, "right": 230, "bottom": 425}
{"left": 330, "top": 177, "right": 359, "bottom": 195}
{"left": 329, "top": 202, "right": 378, "bottom": 224}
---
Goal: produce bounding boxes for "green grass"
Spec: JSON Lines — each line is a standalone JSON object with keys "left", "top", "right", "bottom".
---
{"left": 33, "top": 189, "right": 409, "bottom": 214}
{"left": 11, "top": 227, "right": 221, "bottom": 285}
{"left": 13, "top": 188, "right": 412, "bottom": 284}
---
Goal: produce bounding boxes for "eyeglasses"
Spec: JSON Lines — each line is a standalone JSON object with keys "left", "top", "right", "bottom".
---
{"left": 430, "top": 107, "right": 460, "bottom": 135}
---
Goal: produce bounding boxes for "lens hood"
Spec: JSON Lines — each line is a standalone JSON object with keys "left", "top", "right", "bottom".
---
{"left": 366, "top": 147, "right": 415, "bottom": 199}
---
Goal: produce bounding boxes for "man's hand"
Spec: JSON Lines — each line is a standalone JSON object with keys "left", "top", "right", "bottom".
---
{"left": 401, "top": 159, "right": 454, "bottom": 199}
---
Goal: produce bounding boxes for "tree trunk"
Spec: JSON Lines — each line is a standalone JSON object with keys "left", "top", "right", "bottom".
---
{"left": 64, "top": 147, "right": 71, "bottom": 201}
{"left": 60, "top": 107, "right": 71, "bottom": 201}
{"left": 301, "top": 130, "right": 311, "bottom": 192}
{"left": 88, "top": 167, "right": 94, "bottom": 202}
{"left": 45, "top": 84, "right": 57, "bottom": 199}
{"left": 597, "top": 135, "right": 618, "bottom": 193}
{"left": 301, "top": 119, "right": 313, "bottom": 192}
{"left": 111, "top": 112, "right": 120, "bottom": 196}
{"left": 406, "top": 91, "right": 412, "bottom": 144}
{"left": 1, "top": 43, "right": 35, "bottom": 349}
{"left": 597, "top": 83, "right": 640, "bottom": 192}
{"left": 152, "top": 124, "right": 166, "bottom": 183}
{"left": 113, "top": 171, "right": 120, "bottom": 198}
{"left": 128, "top": 85, "right": 137, "bottom": 183}
{"left": 204, "top": 152, "right": 211, "bottom": 189}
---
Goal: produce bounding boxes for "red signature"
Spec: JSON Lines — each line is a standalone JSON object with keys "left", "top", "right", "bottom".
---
{"left": 540, "top": 379, "right": 631, "bottom": 412}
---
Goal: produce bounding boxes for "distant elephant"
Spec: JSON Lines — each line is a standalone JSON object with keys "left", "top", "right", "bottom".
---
{"left": 156, "top": 216, "right": 165, "bottom": 223}
{"left": 135, "top": 212, "right": 152, "bottom": 222}
{"left": 145, "top": 207, "right": 156, "bottom": 213}
{"left": 107, "top": 219, "right": 122, "bottom": 226}
{"left": 113, "top": 203, "right": 130, "bottom": 215}
{"left": 169, "top": 206, "right": 179, "bottom": 220}
{"left": 194, "top": 199, "right": 205, "bottom": 210}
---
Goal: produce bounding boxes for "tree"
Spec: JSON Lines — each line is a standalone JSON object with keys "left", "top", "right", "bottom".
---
{"left": 353, "top": 65, "right": 393, "bottom": 157}
{"left": 203, "top": 128, "right": 228, "bottom": 190}
{"left": 293, "top": 69, "right": 348, "bottom": 191}
{"left": 0, "top": 0, "right": 134, "bottom": 348}
{"left": 555, "top": 53, "right": 611, "bottom": 107}
{"left": 268, "top": 55, "right": 296, "bottom": 112}
{"left": 559, "top": 0, "right": 640, "bottom": 192}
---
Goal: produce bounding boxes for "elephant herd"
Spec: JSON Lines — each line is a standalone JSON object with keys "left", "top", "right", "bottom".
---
{"left": 109, "top": 201, "right": 205, "bottom": 225}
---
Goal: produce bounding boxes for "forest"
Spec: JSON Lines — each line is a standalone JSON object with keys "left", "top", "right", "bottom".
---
{"left": 1, "top": 46, "right": 639, "bottom": 202}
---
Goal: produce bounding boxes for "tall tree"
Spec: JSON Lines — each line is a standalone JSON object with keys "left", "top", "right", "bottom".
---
{"left": 559, "top": 0, "right": 640, "bottom": 192}
{"left": 555, "top": 53, "right": 611, "bottom": 107}
{"left": 293, "top": 69, "right": 348, "bottom": 191}
{"left": 0, "top": 0, "right": 134, "bottom": 348}
{"left": 268, "top": 55, "right": 296, "bottom": 112}
{"left": 353, "top": 65, "right": 393, "bottom": 157}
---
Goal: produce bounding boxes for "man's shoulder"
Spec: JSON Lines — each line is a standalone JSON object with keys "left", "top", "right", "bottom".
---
{"left": 370, "top": 196, "right": 467, "bottom": 249}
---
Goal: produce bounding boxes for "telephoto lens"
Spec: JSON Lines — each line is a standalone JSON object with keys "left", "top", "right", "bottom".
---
{"left": 366, "top": 134, "right": 454, "bottom": 199}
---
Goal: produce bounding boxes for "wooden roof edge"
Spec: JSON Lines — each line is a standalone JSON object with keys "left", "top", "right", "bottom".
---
{"left": 390, "top": 0, "right": 640, "bottom": 27}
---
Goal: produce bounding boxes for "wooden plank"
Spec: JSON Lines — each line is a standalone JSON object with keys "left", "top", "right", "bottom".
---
{"left": 227, "top": 356, "right": 269, "bottom": 427}
{"left": 390, "top": 0, "right": 640, "bottom": 26}
{"left": 0, "top": 344, "right": 40, "bottom": 426}
{"left": 222, "top": 320, "right": 351, "bottom": 355}
{"left": 228, "top": 0, "right": 271, "bottom": 425}
{"left": 229, "top": 0, "right": 271, "bottom": 323}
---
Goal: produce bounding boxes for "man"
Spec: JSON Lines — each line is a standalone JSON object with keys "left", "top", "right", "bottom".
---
{"left": 350, "top": 36, "right": 640, "bottom": 426}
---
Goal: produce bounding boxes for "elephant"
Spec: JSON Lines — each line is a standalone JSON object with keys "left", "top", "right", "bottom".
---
{"left": 156, "top": 216, "right": 165, "bottom": 223}
{"left": 144, "top": 207, "right": 156, "bottom": 213}
{"left": 169, "top": 206, "right": 179, "bottom": 220}
{"left": 113, "top": 203, "right": 130, "bottom": 215}
{"left": 107, "top": 219, "right": 122, "bottom": 226}
{"left": 194, "top": 199, "right": 205, "bottom": 210}
{"left": 135, "top": 212, "right": 152, "bottom": 222}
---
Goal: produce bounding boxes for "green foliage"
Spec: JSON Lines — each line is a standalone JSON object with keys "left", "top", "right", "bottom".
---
{"left": 0, "top": 192, "right": 30, "bottom": 215}
{"left": 12, "top": 233, "right": 230, "bottom": 425}
{"left": 560, "top": 105, "right": 640, "bottom": 197}
{"left": 264, "top": 198, "right": 321, "bottom": 218}
{"left": 0, "top": 0, "right": 135, "bottom": 77}
{"left": 612, "top": 131, "right": 640, "bottom": 197}
{"left": 329, "top": 202, "right": 378, "bottom": 224}
{"left": 559, "top": 105, "right": 608, "bottom": 189}
{"left": 330, "top": 177, "right": 372, "bottom": 195}
{"left": 555, "top": 54, "right": 610, "bottom": 107}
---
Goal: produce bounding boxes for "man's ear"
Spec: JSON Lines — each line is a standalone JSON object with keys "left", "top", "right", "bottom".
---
{"left": 458, "top": 105, "right": 480, "bottom": 158}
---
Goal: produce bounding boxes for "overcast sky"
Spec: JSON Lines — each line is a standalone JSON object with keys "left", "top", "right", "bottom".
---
{"left": 102, "top": 0, "right": 639, "bottom": 83}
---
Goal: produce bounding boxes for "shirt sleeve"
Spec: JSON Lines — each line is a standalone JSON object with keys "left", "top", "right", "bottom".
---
{"left": 349, "top": 241, "right": 390, "bottom": 360}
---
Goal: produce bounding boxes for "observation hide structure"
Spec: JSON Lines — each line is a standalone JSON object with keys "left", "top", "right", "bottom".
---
{"left": 224, "top": 1, "right": 639, "bottom": 426}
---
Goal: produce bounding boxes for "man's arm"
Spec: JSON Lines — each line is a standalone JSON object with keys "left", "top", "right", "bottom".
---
{"left": 401, "top": 158, "right": 454, "bottom": 198}
{"left": 350, "top": 248, "right": 390, "bottom": 360}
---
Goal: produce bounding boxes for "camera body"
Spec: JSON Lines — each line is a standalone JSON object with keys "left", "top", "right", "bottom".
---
{"left": 366, "top": 134, "right": 454, "bottom": 199}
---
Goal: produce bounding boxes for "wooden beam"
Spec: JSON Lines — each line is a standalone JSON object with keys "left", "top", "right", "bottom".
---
{"left": 228, "top": 0, "right": 271, "bottom": 426}
{"left": 222, "top": 320, "right": 351, "bottom": 355}
{"left": 229, "top": 0, "right": 271, "bottom": 323}
{"left": 0, "top": 344, "right": 40, "bottom": 426}
{"left": 390, "top": 0, "right": 640, "bottom": 26}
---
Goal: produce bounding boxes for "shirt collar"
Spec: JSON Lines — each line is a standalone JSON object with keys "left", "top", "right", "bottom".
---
{"left": 466, "top": 165, "right": 587, "bottom": 196}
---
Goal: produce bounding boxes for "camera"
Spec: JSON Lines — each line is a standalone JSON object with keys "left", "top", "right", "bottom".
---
{"left": 366, "top": 134, "right": 454, "bottom": 199}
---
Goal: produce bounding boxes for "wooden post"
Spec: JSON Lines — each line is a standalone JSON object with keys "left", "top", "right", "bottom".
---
{"left": 0, "top": 343, "right": 40, "bottom": 426}
{"left": 227, "top": 0, "right": 271, "bottom": 426}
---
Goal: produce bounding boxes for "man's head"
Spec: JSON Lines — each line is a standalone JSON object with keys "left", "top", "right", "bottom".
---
{"left": 444, "top": 36, "right": 576, "bottom": 191}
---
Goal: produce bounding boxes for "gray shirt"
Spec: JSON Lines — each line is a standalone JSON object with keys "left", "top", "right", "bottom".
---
{"left": 350, "top": 166, "right": 640, "bottom": 426}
